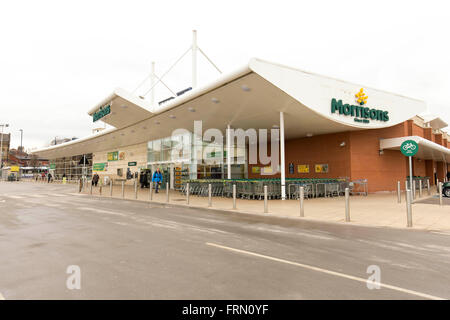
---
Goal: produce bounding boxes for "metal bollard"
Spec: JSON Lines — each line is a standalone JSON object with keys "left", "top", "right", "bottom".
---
{"left": 121, "top": 181, "right": 125, "bottom": 199}
{"left": 99, "top": 185, "right": 102, "bottom": 196}
{"left": 79, "top": 179, "right": 82, "bottom": 193}
{"left": 439, "top": 182, "right": 443, "bottom": 206}
{"left": 405, "top": 180, "right": 408, "bottom": 202}
{"left": 264, "top": 185, "right": 268, "bottom": 213}
{"left": 166, "top": 182, "right": 169, "bottom": 203}
{"left": 437, "top": 179, "right": 439, "bottom": 193}
{"left": 110, "top": 180, "right": 113, "bottom": 197}
{"left": 345, "top": 187, "right": 350, "bottom": 222}
{"left": 397, "top": 181, "right": 401, "bottom": 203}
{"left": 149, "top": 181, "right": 153, "bottom": 201}
{"left": 406, "top": 189, "right": 413, "bottom": 227}
{"left": 412, "top": 180, "right": 416, "bottom": 200}
{"left": 208, "top": 184, "right": 212, "bottom": 207}
{"left": 427, "top": 179, "right": 430, "bottom": 196}
{"left": 419, "top": 180, "right": 422, "bottom": 198}
{"left": 232, "top": 184, "right": 236, "bottom": 209}
{"left": 186, "top": 183, "right": 190, "bottom": 205}
{"left": 299, "top": 186, "right": 304, "bottom": 217}
{"left": 90, "top": 181, "right": 93, "bottom": 195}
{"left": 134, "top": 179, "right": 138, "bottom": 200}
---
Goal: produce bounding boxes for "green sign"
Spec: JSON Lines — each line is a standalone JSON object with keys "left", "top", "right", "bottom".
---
{"left": 128, "top": 161, "right": 137, "bottom": 166}
{"left": 50, "top": 164, "right": 56, "bottom": 169}
{"left": 107, "top": 151, "right": 119, "bottom": 161}
{"left": 93, "top": 163, "right": 107, "bottom": 171}
{"left": 93, "top": 104, "right": 111, "bottom": 122}
{"left": 400, "top": 140, "right": 418, "bottom": 157}
{"left": 331, "top": 99, "right": 389, "bottom": 123}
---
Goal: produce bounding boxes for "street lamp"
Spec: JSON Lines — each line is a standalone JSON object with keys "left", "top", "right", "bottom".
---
{"left": 0, "top": 124, "right": 10, "bottom": 169}
{"left": 19, "top": 129, "right": 23, "bottom": 152}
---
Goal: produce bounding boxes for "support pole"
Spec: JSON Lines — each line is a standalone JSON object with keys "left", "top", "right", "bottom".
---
{"left": 439, "top": 182, "right": 443, "bottom": 206}
{"left": 406, "top": 189, "right": 413, "bottom": 227}
{"left": 232, "top": 184, "right": 236, "bottom": 209}
{"left": 412, "top": 179, "right": 416, "bottom": 200}
{"left": 419, "top": 180, "right": 422, "bottom": 198}
{"left": 409, "top": 156, "right": 413, "bottom": 200}
{"left": 280, "top": 111, "right": 286, "bottom": 200}
{"left": 208, "top": 184, "right": 212, "bottom": 207}
{"left": 186, "top": 182, "right": 190, "bottom": 205}
{"left": 166, "top": 182, "right": 169, "bottom": 203}
{"left": 90, "top": 180, "right": 93, "bottom": 195}
{"left": 427, "top": 179, "right": 430, "bottom": 196}
{"left": 299, "top": 186, "right": 304, "bottom": 217}
{"left": 151, "top": 61, "right": 156, "bottom": 110}
{"left": 121, "top": 181, "right": 125, "bottom": 199}
{"left": 110, "top": 180, "right": 113, "bottom": 197}
{"left": 397, "top": 181, "right": 401, "bottom": 203}
{"left": 192, "top": 30, "right": 197, "bottom": 89}
{"left": 227, "top": 124, "right": 231, "bottom": 180}
{"left": 345, "top": 187, "right": 350, "bottom": 222}
{"left": 149, "top": 181, "right": 153, "bottom": 200}
{"left": 264, "top": 185, "right": 268, "bottom": 213}
{"left": 134, "top": 179, "right": 138, "bottom": 200}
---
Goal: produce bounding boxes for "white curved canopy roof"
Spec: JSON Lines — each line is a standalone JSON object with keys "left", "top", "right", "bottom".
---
{"left": 33, "top": 58, "right": 427, "bottom": 159}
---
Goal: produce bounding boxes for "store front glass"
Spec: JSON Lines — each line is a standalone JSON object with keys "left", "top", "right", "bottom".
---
{"left": 147, "top": 132, "right": 247, "bottom": 188}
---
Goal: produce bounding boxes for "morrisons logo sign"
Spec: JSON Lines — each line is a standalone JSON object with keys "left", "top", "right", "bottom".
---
{"left": 93, "top": 105, "right": 111, "bottom": 122}
{"left": 331, "top": 98, "right": 389, "bottom": 123}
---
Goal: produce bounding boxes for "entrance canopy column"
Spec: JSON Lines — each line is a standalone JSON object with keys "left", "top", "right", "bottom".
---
{"left": 280, "top": 111, "right": 286, "bottom": 200}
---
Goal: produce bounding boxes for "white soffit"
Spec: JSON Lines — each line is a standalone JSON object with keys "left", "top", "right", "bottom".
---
{"left": 249, "top": 58, "right": 427, "bottom": 129}
{"left": 380, "top": 136, "right": 450, "bottom": 162}
{"left": 87, "top": 88, "right": 154, "bottom": 129}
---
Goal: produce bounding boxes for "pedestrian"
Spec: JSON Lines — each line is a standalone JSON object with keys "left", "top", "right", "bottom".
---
{"left": 47, "top": 173, "right": 52, "bottom": 183}
{"left": 92, "top": 173, "right": 99, "bottom": 187}
{"left": 139, "top": 171, "right": 146, "bottom": 189}
{"left": 152, "top": 168, "right": 162, "bottom": 193}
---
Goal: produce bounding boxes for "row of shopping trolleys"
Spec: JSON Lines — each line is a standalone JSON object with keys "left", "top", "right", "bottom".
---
{"left": 179, "top": 178, "right": 364, "bottom": 200}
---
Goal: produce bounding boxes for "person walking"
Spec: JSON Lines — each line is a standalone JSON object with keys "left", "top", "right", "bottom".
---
{"left": 47, "top": 173, "right": 52, "bottom": 183}
{"left": 152, "top": 168, "right": 162, "bottom": 193}
{"left": 92, "top": 173, "right": 99, "bottom": 187}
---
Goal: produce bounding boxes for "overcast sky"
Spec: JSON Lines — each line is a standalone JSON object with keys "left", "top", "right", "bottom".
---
{"left": 1, "top": 0, "right": 449, "bottom": 150}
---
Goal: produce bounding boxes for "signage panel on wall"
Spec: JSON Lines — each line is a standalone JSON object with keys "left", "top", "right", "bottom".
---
{"left": 252, "top": 166, "right": 260, "bottom": 174}
{"left": 128, "top": 162, "right": 137, "bottom": 167}
{"left": 315, "top": 164, "right": 329, "bottom": 173}
{"left": 93, "top": 163, "right": 107, "bottom": 171}
{"left": 107, "top": 151, "right": 119, "bottom": 161}
{"left": 298, "top": 164, "right": 310, "bottom": 173}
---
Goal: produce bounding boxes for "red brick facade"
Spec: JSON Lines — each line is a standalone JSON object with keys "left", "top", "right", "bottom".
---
{"left": 247, "top": 120, "right": 449, "bottom": 192}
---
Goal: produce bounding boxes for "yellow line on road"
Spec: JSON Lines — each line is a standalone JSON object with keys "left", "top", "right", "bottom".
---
{"left": 206, "top": 242, "right": 446, "bottom": 300}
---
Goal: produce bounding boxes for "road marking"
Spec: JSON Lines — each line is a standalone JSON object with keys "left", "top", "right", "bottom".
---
{"left": 0, "top": 292, "right": 5, "bottom": 300}
{"left": 206, "top": 242, "right": 446, "bottom": 300}
{"left": 6, "top": 195, "right": 25, "bottom": 199}
{"left": 28, "top": 194, "right": 47, "bottom": 198}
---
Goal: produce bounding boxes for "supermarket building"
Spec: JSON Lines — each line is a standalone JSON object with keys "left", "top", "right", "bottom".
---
{"left": 33, "top": 58, "right": 450, "bottom": 198}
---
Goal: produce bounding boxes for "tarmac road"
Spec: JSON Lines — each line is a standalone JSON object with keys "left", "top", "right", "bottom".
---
{"left": 0, "top": 182, "right": 449, "bottom": 299}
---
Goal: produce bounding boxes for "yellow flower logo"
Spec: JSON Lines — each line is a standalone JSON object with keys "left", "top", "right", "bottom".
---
{"left": 355, "top": 88, "right": 368, "bottom": 105}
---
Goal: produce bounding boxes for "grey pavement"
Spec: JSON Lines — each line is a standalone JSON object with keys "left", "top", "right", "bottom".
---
{"left": 0, "top": 181, "right": 450, "bottom": 300}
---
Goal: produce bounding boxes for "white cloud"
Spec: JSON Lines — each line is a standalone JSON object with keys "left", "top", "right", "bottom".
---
{"left": 1, "top": 0, "right": 449, "bottom": 149}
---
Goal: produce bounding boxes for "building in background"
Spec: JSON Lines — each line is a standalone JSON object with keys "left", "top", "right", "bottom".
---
{"left": 0, "top": 133, "right": 10, "bottom": 168}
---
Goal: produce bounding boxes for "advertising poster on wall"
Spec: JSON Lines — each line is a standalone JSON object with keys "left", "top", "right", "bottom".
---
{"left": 298, "top": 164, "right": 309, "bottom": 173}
{"left": 315, "top": 164, "right": 329, "bottom": 173}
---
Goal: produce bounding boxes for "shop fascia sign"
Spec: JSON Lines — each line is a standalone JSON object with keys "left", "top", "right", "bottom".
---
{"left": 331, "top": 88, "right": 389, "bottom": 123}
{"left": 93, "top": 104, "right": 111, "bottom": 122}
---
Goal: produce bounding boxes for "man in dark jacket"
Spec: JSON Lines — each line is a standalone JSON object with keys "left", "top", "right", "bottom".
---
{"left": 92, "top": 173, "right": 99, "bottom": 187}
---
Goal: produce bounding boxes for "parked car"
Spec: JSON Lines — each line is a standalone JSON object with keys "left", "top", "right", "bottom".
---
{"left": 443, "top": 182, "right": 450, "bottom": 197}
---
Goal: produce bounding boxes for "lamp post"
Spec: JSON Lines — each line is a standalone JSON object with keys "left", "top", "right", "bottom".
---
{"left": 19, "top": 129, "right": 23, "bottom": 152}
{"left": 0, "top": 124, "right": 10, "bottom": 169}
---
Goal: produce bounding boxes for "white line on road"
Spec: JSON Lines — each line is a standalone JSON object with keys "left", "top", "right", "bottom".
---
{"left": 6, "top": 195, "right": 25, "bottom": 199}
{"left": 206, "top": 242, "right": 446, "bottom": 300}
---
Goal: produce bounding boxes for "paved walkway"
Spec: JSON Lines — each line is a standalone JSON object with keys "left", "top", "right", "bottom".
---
{"left": 62, "top": 180, "right": 450, "bottom": 232}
